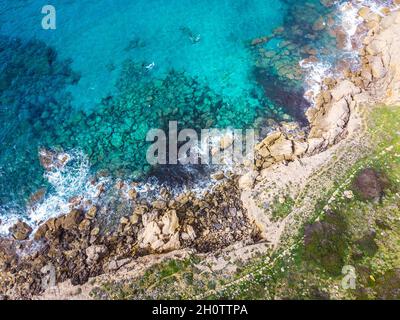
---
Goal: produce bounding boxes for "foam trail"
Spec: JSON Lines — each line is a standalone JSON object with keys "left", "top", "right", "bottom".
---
{"left": 300, "top": 59, "right": 333, "bottom": 104}
{"left": 0, "top": 150, "right": 110, "bottom": 236}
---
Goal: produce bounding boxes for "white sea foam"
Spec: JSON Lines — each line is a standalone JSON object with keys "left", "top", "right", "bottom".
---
{"left": 0, "top": 144, "right": 233, "bottom": 238}
{"left": 338, "top": 2, "right": 363, "bottom": 49}
{"left": 300, "top": 59, "right": 333, "bottom": 104}
{"left": 0, "top": 209, "right": 20, "bottom": 236}
{"left": 0, "top": 149, "right": 110, "bottom": 237}
{"left": 30, "top": 151, "right": 88, "bottom": 224}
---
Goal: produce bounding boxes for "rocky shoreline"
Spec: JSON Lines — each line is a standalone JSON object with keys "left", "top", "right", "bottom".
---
{"left": 1, "top": 3, "right": 400, "bottom": 300}
{"left": 241, "top": 4, "right": 400, "bottom": 242}
{"left": 0, "top": 173, "right": 261, "bottom": 298}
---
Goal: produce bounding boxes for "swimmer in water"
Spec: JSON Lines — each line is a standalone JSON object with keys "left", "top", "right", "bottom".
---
{"left": 145, "top": 62, "right": 155, "bottom": 70}
{"left": 179, "top": 26, "right": 201, "bottom": 44}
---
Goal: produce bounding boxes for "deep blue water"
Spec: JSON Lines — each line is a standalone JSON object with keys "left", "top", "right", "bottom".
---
{"left": 0, "top": 0, "right": 350, "bottom": 230}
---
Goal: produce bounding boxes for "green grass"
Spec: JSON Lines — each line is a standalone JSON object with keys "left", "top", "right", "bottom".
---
{"left": 270, "top": 195, "right": 295, "bottom": 222}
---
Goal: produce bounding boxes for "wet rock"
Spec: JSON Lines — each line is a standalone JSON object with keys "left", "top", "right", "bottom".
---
{"left": 211, "top": 171, "right": 225, "bottom": 181}
{"left": 133, "top": 205, "right": 148, "bottom": 216}
{"left": 39, "top": 149, "right": 70, "bottom": 171}
{"left": 152, "top": 200, "right": 167, "bottom": 210}
{"left": 86, "top": 206, "right": 97, "bottom": 220}
{"left": 129, "top": 214, "right": 139, "bottom": 225}
{"left": 62, "top": 210, "right": 83, "bottom": 230}
{"left": 10, "top": 221, "right": 32, "bottom": 241}
{"left": 78, "top": 219, "right": 92, "bottom": 233}
{"left": 28, "top": 188, "right": 46, "bottom": 207}
{"left": 312, "top": 17, "right": 326, "bottom": 31}
{"left": 34, "top": 223, "right": 49, "bottom": 241}
{"left": 127, "top": 189, "right": 137, "bottom": 200}
{"left": 251, "top": 36, "right": 269, "bottom": 46}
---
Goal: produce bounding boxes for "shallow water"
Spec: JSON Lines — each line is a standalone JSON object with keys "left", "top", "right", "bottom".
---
{"left": 0, "top": 0, "right": 357, "bottom": 231}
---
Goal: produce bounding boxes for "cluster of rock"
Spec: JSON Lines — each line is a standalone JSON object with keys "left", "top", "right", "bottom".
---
{"left": 239, "top": 77, "right": 358, "bottom": 188}
{"left": 359, "top": 6, "right": 400, "bottom": 105}
{"left": 240, "top": 6, "right": 400, "bottom": 190}
{"left": 251, "top": 1, "right": 341, "bottom": 91}
{"left": 1, "top": 176, "right": 258, "bottom": 298}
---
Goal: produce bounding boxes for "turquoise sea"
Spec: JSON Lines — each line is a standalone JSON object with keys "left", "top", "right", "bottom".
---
{"left": 0, "top": 0, "right": 356, "bottom": 230}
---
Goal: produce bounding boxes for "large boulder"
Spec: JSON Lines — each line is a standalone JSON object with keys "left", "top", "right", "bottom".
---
{"left": 10, "top": 220, "right": 32, "bottom": 240}
{"left": 138, "top": 221, "right": 161, "bottom": 249}
{"left": 62, "top": 209, "right": 83, "bottom": 230}
{"left": 309, "top": 98, "right": 350, "bottom": 145}
{"left": 330, "top": 80, "right": 361, "bottom": 102}
{"left": 161, "top": 210, "right": 179, "bottom": 235}
{"left": 268, "top": 137, "right": 294, "bottom": 161}
{"left": 238, "top": 172, "right": 256, "bottom": 189}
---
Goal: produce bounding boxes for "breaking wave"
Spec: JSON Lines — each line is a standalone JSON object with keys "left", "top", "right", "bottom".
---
{"left": 0, "top": 150, "right": 110, "bottom": 236}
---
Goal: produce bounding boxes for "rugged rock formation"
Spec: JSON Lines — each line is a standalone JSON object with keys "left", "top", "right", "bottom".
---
{"left": 10, "top": 221, "right": 32, "bottom": 241}
{"left": 242, "top": 9, "right": 400, "bottom": 186}
{"left": 0, "top": 176, "right": 258, "bottom": 298}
